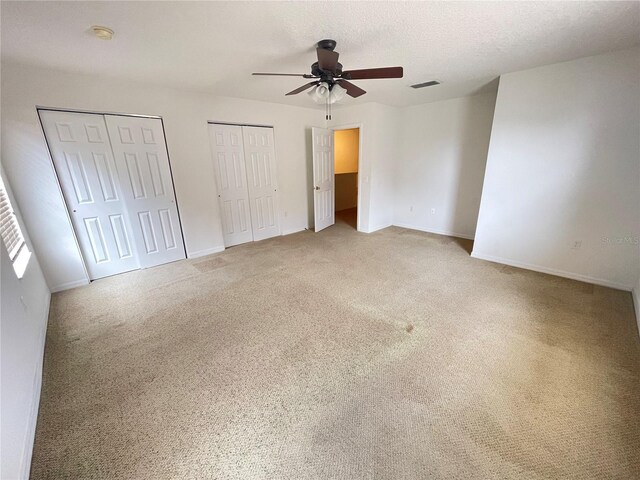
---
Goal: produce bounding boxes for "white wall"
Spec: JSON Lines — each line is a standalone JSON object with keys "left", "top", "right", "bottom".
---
{"left": 394, "top": 93, "right": 496, "bottom": 239}
{"left": 369, "top": 104, "right": 402, "bottom": 232}
{"left": 333, "top": 95, "right": 496, "bottom": 237}
{"left": 1, "top": 62, "right": 321, "bottom": 292}
{"left": 0, "top": 167, "right": 51, "bottom": 480}
{"left": 473, "top": 47, "right": 640, "bottom": 290}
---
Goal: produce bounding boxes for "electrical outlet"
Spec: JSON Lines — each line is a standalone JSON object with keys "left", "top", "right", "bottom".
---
{"left": 409, "top": 206, "right": 414, "bottom": 212}
{"left": 431, "top": 208, "right": 436, "bottom": 215}
{"left": 571, "top": 240, "right": 582, "bottom": 250}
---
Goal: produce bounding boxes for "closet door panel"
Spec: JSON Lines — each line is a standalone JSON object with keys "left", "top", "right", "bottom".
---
{"left": 105, "top": 115, "right": 186, "bottom": 267}
{"left": 208, "top": 124, "right": 253, "bottom": 247}
{"left": 242, "top": 126, "right": 280, "bottom": 241}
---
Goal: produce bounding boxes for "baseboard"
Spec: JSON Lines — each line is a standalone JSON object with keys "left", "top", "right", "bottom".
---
{"left": 19, "top": 294, "right": 51, "bottom": 480}
{"left": 187, "top": 246, "right": 225, "bottom": 259}
{"left": 364, "top": 223, "right": 392, "bottom": 234}
{"left": 471, "top": 251, "right": 633, "bottom": 291}
{"left": 633, "top": 288, "right": 640, "bottom": 338}
{"left": 50, "top": 278, "right": 89, "bottom": 293}
{"left": 281, "top": 227, "right": 307, "bottom": 236}
{"left": 392, "top": 223, "right": 475, "bottom": 240}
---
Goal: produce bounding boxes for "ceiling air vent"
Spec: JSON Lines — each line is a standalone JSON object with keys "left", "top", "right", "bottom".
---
{"left": 410, "top": 80, "right": 440, "bottom": 89}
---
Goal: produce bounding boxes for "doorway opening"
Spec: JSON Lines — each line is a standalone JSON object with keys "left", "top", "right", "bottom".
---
{"left": 333, "top": 127, "right": 359, "bottom": 230}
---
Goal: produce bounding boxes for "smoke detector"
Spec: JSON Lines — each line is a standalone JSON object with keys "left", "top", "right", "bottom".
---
{"left": 91, "top": 26, "right": 114, "bottom": 40}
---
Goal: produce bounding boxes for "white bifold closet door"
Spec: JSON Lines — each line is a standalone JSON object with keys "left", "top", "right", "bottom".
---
{"left": 40, "top": 110, "right": 185, "bottom": 280}
{"left": 208, "top": 123, "right": 280, "bottom": 247}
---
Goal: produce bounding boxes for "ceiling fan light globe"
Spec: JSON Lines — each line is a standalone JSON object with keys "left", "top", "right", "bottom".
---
{"left": 330, "top": 83, "right": 347, "bottom": 104}
{"left": 309, "top": 82, "right": 330, "bottom": 104}
{"left": 308, "top": 88, "right": 324, "bottom": 104}
{"left": 316, "top": 82, "right": 330, "bottom": 97}
{"left": 308, "top": 86, "right": 321, "bottom": 103}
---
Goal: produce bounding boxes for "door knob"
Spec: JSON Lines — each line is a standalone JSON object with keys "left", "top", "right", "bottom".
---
{"left": 315, "top": 186, "right": 320, "bottom": 190}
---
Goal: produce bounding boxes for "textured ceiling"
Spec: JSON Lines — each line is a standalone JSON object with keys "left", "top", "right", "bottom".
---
{"left": 2, "top": 1, "right": 639, "bottom": 108}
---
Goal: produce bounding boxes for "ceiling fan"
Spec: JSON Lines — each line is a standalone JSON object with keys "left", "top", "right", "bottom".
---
{"left": 252, "top": 39, "right": 403, "bottom": 103}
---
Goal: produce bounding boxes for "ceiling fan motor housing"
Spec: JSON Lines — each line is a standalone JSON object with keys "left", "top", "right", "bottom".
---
{"left": 316, "top": 39, "right": 337, "bottom": 51}
{"left": 311, "top": 61, "right": 343, "bottom": 80}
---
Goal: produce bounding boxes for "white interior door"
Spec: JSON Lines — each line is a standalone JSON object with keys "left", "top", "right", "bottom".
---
{"left": 40, "top": 110, "right": 140, "bottom": 280}
{"left": 242, "top": 126, "right": 280, "bottom": 241}
{"left": 312, "top": 127, "right": 335, "bottom": 232}
{"left": 104, "top": 115, "right": 186, "bottom": 268}
{"left": 208, "top": 124, "right": 253, "bottom": 247}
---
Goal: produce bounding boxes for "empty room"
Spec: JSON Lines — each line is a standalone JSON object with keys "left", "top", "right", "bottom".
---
{"left": 1, "top": 1, "right": 639, "bottom": 479}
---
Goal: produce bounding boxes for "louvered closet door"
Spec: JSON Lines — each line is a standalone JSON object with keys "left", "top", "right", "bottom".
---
{"left": 40, "top": 110, "right": 140, "bottom": 279}
{"left": 242, "top": 126, "right": 280, "bottom": 241}
{"left": 104, "top": 115, "right": 186, "bottom": 268}
{"left": 208, "top": 124, "right": 254, "bottom": 247}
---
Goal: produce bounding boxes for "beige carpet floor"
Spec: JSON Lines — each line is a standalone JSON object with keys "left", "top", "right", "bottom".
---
{"left": 32, "top": 210, "right": 640, "bottom": 479}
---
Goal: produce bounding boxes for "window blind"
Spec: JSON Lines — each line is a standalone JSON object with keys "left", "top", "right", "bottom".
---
{"left": 0, "top": 175, "right": 26, "bottom": 261}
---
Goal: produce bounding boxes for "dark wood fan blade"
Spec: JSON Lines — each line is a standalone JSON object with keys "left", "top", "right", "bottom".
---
{"left": 338, "top": 80, "right": 366, "bottom": 98}
{"left": 285, "top": 82, "right": 319, "bottom": 96}
{"left": 342, "top": 67, "right": 403, "bottom": 80}
{"left": 317, "top": 48, "right": 339, "bottom": 73}
{"left": 253, "top": 73, "right": 315, "bottom": 77}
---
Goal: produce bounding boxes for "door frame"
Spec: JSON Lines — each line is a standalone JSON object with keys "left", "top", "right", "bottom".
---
{"left": 37, "top": 107, "right": 187, "bottom": 282}
{"left": 331, "top": 123, "right": 363, "bottom": 232}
